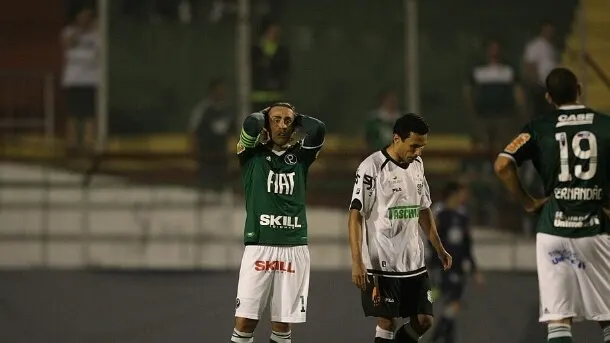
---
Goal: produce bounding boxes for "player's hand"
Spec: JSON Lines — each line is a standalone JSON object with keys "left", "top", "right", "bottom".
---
{"left": 259, "top": 128, "right": 270, "bottom": 144}
{"left": 351, "top": 261, "right": 368, "bottom": 291}
{"left": 438, "top": 250, "right": 452, "bottom": 271}
{"left": 524, "top": 197, "right": 549, "bottom": 214}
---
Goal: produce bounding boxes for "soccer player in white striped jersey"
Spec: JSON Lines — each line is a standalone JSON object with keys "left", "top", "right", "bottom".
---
{"left": 348, "top": 113, "right": 452, "bottom": 343}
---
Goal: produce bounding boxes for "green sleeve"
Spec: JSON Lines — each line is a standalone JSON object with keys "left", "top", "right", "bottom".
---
{"left": 301, "top": 115, "right": 326, "bottom": 149}
{"left": 238, "top": 112, "right": 265, "bottom": 149}
{"left": 236, "top": 112, "right": 265, "bottom": 164}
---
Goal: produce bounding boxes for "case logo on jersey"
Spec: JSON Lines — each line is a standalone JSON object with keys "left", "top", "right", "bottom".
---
{"left": 254, "top": 260, "right": 296, "bottom": 273}
{"left": 284, "top": 153, "right": 297, "bottom": 165}
{"left": 388, "top": 205, "right": 419, "bottom": 219}
{"left": 556, "top": 112, "right": 594, "bottom": 127}
{"left": 267, "top": 171, "right": 296, "bottom": 195}
{"left": 504, "top": 133, "right": 531, "bottom": 154}
{"left": 259, "top": 214, "right": 302, "bottom": 229}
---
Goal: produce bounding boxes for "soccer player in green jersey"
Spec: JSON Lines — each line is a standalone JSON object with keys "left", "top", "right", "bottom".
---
{"left": 494, "top": 68, "right": 610, "bottom": 343}
{"left": 228, "top": 102, "right": 325, "bottom": 343}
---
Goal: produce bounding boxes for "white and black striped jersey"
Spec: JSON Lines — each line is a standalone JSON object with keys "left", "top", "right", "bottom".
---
{"left": 350, "top": 149, "right": 432, "bottom": 278}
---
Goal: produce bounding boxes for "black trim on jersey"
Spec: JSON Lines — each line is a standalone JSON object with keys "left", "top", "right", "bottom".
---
{"left": 349, "top": 199, "right": 362, "bottom": 211}
{"left": 367, "top": 266, "right": 427, "bottom": 277}
{"left": 381, "top": 146, "right": 409, "bottom": 170}
{"left": 380, "top": 158, "right": 391, "bottom": 171}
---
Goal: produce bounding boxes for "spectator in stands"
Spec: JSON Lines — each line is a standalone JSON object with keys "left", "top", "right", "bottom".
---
{"left": 61, "top": 6, "right": 99, "bottom": 149}
{"left": 464, "top": 38, "right": 526, "bottom": 155}
{"left": 523, "top": 22, "right": 558, "bottom": 117}
{"left": 251, "top": 18, "right": 291, "bottom": 111}
{"left": 188, "top": 78, "right": 234, "bottom": 194}
{"left": 365, "top": 89, "right": 401, "bottom": 151}
{"left": 463, "top": 38, "right": 525, "bottom": 230}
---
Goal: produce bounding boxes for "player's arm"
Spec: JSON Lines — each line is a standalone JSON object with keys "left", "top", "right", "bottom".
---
{"left": 348, "top": 161, "right": 376, "bottom": 290}
{"left": 494, "top": 125, "right": 546, "bottom": 213}
{"left": 236, "top": 112, "right": 266, "bottom": 162}
{"left": 298, "top": 114, "right": 326, "bottom": 164}
{"left": 419, "top": 207, "right": 451, "bottom": 270}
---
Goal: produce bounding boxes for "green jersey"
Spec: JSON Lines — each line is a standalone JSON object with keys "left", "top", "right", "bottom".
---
{"left": 236, "top": 112, "right": 326, "bottom": 246}
{"left": 500, "top": 105, "right": 610, "bottom": 238}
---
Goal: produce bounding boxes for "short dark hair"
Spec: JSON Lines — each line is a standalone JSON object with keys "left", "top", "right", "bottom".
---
{"left": 393, "top": 113, "right": 429, "bottom": 140}
{"left": 266, "top": 102, "right": 296, "bottom": 113}
{"left": 545, "top": 67, "right": 579, "bottom": 106}
{"left": 442, "top": 181, "right": 466, "bottom": 201}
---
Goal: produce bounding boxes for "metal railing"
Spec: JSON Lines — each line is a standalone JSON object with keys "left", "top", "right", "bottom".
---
{"left": 0, "top": 70, "right": 55, "bottom": 140}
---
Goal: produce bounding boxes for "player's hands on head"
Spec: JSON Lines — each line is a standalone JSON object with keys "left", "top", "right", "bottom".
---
{"left": 438, "top": 250, "right": 452, "bottom": 271}
{"left": 351, "top": 261, "right": 368, "bottom": 291}
{"left": 259, "top": 128, "right": 270, "bottom": 145}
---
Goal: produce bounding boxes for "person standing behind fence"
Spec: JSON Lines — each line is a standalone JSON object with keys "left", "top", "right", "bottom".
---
{"left": 61, "top": 6, "right": 99, "bottom": 149}
{"left": 251, "top": 18, "right": 291, "bottom": 110}
{"left": 365, "top": 90, "right": 401, "bottom": 152}
{"left": 523, "top": 22, "right": 558, "bottom": 118}
{"left": 188, "top": 78, "right": 234, "bottom": 196}
{"left": 464, "top": 38, "right": 525, "bottom": 155}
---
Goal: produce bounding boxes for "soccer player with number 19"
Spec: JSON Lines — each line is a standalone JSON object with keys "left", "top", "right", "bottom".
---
{"left": 228, "top": 103, "right": 325, "bottom": 343}
{"left": 494, "top": 67, "right": 610, "bottom": 343}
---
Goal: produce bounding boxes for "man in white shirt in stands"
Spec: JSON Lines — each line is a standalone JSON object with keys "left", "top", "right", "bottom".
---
{"left": 523, "top": 22, "right": 558, "bottom": 117}
{"left": 61, "top": 7, "right": 100, "bottom": 149}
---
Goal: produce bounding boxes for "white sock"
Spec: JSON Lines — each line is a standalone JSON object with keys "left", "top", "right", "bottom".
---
{"left": 548, "top": 323, "right": 571, "bottom": 340}
{"left": 231, "top": 329, "right": 254, "bottom": 343}
{"left": 270, "top": 330, "right": 291, "bottom": 343}
{"left": 402, "top": 322, "right": 420, "bottom": 341}
{"left": 603, "top": 325, "right": 610, "bottom": 342}
{"left": 375, "top": 326, "right": 394, "bottom": 340}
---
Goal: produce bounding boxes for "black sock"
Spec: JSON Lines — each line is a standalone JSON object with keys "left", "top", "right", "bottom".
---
{"left": 394, "top": 323, "right": 419, "bottom": 343}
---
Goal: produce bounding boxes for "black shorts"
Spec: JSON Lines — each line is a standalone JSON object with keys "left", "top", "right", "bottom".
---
{"left": 361, "top": 272, "right": 434, "bottom": 318}
{"left": 439, "top": 271, "right": 465, "bottom": 302}
{"left": 64, "top": 86, "right": 96, "bottom": 118}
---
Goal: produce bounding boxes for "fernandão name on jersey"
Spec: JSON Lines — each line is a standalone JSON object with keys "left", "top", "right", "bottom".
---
{"left": 388, "top": 205, "right": 420, "bottom": 220}
{"left": 554, "top": 186, "right": 604, "bottom": 201}
{"left": 259, "top": 214, "right": 302, "bottom": 229}
{"left": 553, "top": 211, "right": 600, "bottom": 228}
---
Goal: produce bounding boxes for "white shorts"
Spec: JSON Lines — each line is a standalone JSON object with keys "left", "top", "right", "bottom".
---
{"left": 235, "top": 245, "right": 310, "bottom": 323}
{"left": 537, "top": 233, "right": 610, "bottom": 322}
